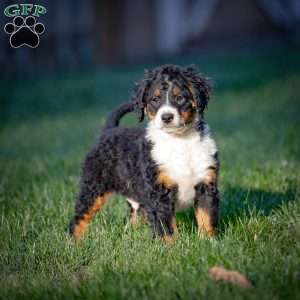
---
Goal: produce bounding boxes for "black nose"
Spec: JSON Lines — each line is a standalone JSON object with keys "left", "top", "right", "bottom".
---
{"left": 161, "top": 113, "right": 174, "bottom": 123}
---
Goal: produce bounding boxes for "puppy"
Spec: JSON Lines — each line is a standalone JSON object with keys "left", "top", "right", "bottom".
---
{"left": 68, "top": 65, "right": 219, "bottom": 242}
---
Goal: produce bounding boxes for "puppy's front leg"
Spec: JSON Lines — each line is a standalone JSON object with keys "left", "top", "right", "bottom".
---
{"left": 194, "top": 168, "right": 219, "bottom": 237}
{"left": 145, "top": 188, "right": 177, "bottom": 243}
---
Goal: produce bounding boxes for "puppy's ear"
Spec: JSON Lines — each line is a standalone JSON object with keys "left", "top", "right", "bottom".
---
{"left": 183, "top": 65, "right": 212, "bottom": 116}
{"left": 132, "top": 69, "right": 154, "bottom": 122}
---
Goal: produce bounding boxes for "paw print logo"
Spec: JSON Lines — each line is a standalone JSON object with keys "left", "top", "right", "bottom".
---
{"left": 4, "top": 16, "right": 45, "bottom": 48}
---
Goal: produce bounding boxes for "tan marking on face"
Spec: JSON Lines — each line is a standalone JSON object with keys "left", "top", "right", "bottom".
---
{"left": 73, "top": 193, "right": 111, "bottom": 242}
{"left": 204, "top": 167, "right": 217, "bottom": 185}
{"left": 154, "top": 88, "right": 161, "bottom": 97}
{"left": 180, "top": 110, "right": 194, "bottom": 123}
{"left": 156, "top": 169, "right": 177, "bottom": 189}
{"left": 145, "top": 107, "right": 155, "bottom": 120}
{"left": 195, "top": 207, "right": 216, "bottom": 237}
{"left": 172, "top": 85, "right": 181, "bottom": 97}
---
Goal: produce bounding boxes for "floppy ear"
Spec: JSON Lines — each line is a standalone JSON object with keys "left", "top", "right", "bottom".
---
{"left": 132, "top": 69, "right": 155, "bottom": 122}
{"left": 182, "top": 65, "right": 212, "bottom": 116}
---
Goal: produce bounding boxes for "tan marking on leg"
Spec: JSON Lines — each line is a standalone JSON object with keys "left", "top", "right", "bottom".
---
{"left": 130, "top": 207, "right": 147, "bottom": 228}
{"left": 161, "top": 235, "right": 174, "bottom": 245}
{"left": 171, "top": 215, "right": 178, "bottom": 234}
{"left": 129, "top": 208, "right": 139, "bottom": 227}
{"left": 204, "top": 167, "right": 217, "bottom": 185}
{"left": 161, "top": 215, "right": 177, "bottom": 244}
{"left": 73, "top": 193, "right": 111, "bottom": 242}
{"left": 138, "top": 207, "right": 148, "bottom": 225}
{"left": 195, "top": 207, "right": 216, "bottom": 237}
{"left": 156, "top": 169, "right": 176, "bottom": 189}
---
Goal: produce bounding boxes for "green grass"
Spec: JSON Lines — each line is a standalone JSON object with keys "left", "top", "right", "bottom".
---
{"left": 1, "top": 46, "right": 300, "bottom": 300}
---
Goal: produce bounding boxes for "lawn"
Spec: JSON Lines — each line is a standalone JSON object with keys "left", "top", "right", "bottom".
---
{"left": 1, "top": 46, "right": 300, "bottom": 300}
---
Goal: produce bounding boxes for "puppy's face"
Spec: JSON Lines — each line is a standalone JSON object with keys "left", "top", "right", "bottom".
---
{"left": 145, "top": 76, "right": 197, "bottom": 134}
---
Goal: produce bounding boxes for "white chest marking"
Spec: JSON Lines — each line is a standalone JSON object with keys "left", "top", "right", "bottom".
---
{"left": 147, "top": 124, "right": 217, "bottom": 211}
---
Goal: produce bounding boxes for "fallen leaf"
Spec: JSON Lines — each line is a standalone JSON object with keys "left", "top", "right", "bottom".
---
{"left": 209, "top": 266, "right": 253, "bottom": 289}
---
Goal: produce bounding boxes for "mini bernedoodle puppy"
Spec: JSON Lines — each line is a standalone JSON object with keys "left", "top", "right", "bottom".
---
{"left": 68, "top": 64, "right": 219, "bottom": 242}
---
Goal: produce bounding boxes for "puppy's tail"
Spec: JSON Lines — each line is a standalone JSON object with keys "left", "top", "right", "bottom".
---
{"left": 103, "top": 101, "right": 136, "bottom": 130}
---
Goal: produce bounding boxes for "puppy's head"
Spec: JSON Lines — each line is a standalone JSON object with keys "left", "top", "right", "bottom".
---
{"left": 133, "top": 65, "right": 211, "bottom": 134}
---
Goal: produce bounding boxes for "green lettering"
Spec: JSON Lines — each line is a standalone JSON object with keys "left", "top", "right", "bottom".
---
{"left": 4, "top": 4, "right": 20, "bottom": 17}
{"left": 33, "top": 5, "right": 47, "bottom": 17}
{"left": 21, "top": 4, "right": 33, "bottom": 16}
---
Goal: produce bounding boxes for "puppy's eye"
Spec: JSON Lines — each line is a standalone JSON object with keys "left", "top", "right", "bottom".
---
{"left": 176, "top": 95, "right": 185, "bottom": 105}
{"left": 151, "top": 97, "right": 160, "bottom": 104}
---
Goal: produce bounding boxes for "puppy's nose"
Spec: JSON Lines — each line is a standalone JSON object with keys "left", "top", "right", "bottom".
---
{"left": 161, "top": 113, "right": 174, "bottom": 124}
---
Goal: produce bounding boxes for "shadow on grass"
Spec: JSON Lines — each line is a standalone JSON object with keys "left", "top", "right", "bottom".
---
{"left": 176, "top": 180, "right": 297, "bottom": 234}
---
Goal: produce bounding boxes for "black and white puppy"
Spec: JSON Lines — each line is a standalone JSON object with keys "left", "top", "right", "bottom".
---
{"left": 69, "top": 65, "right": 219, "bottom": 242}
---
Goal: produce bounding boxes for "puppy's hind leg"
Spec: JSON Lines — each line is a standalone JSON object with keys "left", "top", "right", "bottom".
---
{"left": 69, "top": 175, "right": 112, "bottom": 242}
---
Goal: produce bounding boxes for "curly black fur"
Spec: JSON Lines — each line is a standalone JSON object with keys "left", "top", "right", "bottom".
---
{"left": 68, "top": 126, "right": 177, "bottom": 237}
